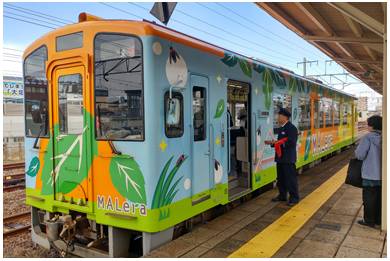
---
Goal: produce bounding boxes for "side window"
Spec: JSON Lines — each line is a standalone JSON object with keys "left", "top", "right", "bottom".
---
{"left": 298, "top": 97, "right": 311, "bottom": 131}
{"left": 342, "top": 104, "right": 348, "bottom": 125}
{"left": 193, "top": 87, "right": 206, "bottom": 141}
{"left": 165, "top": 92, "right": 184, "bottom": 138}
{"left": 324, "top": 98, "right": 333, "bottom": 127}
{"left": 24, "top": 45, "right": 49, "bottom": 137}
{"left": 313, "top": 99, "right": 323, "bottom": 129}
{"left": 273, "top": 93, "right": 292, "bottom": 134}
{"left": 334, "top": 101, "right": 340, "bottom": 126}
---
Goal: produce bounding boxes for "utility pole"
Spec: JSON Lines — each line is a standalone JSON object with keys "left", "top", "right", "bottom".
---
{"left": 297, "top": 58, "right": 318, "bottom": 78}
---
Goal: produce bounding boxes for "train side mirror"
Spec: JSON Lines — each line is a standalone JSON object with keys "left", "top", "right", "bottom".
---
{"left": 31, "top": 105, "right": 42, "bottom": 124}
{"left": 166, "top": 98, "right": 180, "bottom": 125}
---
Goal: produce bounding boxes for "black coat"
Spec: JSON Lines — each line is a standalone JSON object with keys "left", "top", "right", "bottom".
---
{"left": 274, "top": 121, "right": 298, "bottom": 163}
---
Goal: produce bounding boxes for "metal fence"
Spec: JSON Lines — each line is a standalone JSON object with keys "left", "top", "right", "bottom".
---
{"left": 3, "top": 142, "right": 25, "bottom": 161}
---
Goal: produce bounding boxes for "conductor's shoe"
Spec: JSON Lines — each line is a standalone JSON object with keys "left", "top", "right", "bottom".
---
{"left": 272, "top": 197, "right": 286, "bottom": 202}
{"left": 358, "top": 220, "right": 375, "bottom": 228}
{"left": 287, "top": 202, "right": 297, "bottom": 206}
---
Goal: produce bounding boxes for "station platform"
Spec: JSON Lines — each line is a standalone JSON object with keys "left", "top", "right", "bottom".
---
{"left": 142, "top": 141, "right": 387, "bottom": 258}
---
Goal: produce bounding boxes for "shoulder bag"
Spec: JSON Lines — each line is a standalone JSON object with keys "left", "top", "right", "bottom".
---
{"left": 345, "top": 157, "right": 363, "bottom": 188}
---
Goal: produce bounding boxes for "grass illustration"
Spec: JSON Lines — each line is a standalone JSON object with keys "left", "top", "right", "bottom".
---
{"left": 152, "top": 155, "right": 187, "bottom": 209}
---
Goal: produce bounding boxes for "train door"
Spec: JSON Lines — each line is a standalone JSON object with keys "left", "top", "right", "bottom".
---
{"left": 190, "top": 75, "right": 211, "bottom": 204}
{"left": 226, "top": 80, "right": 251, "bottom": 200}
{"left": 50, "top": 63, "right": 91, "bottom": 211}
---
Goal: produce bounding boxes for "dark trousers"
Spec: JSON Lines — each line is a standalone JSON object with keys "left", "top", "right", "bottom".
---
{"left": 276, "top": 163, "right": 299, "bottom": 203}
{"left": 363, "top": 185, "right": 381, "bottom": 225}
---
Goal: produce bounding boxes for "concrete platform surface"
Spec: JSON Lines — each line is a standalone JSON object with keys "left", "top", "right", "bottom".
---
{"left": 142, "top": 139, "right": 386, "bottom": 258}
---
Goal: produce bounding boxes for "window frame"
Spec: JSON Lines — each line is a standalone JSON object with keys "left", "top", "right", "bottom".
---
{"left": 342, "top": 104, "right": 348, "bottom": 125}
{"left": 313, "top": 99, "right": 324, "bottom": 129}
{"left": 193, "top": 86, "right": 207, "bottom": 142}
{"left": 273, "top": 93, "right": 292, "bottom": 134}
{"left": 298, "top": 97, "right": 311, "bottom": 131}
{"left": 93, "top": 33, "right": 144, "bottom": 141}
{"left": 164, "top": 91, "right": 184, "bottom": 138}
{"left": 334, "top": 101, "right": 340, "bottom": 127}
{"left": 23, "top": 44, "right": 49, "bottom": 138}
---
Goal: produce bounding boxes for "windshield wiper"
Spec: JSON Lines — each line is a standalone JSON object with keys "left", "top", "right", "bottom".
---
{"left": 97, "top": 105, "right": 121, "bottom": 155}
{"left": 33, "top": 108, "right": 48, "bottom": 149}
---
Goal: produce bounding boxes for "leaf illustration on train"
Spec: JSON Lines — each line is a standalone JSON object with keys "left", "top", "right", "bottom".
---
{"left": 308, "top": 81, "right": 316, "bottom": 94}
{"left": 253, "top": 61, "right": 264, "bottom": 74}
{"left": 237, "top": 57, "right": 252, "bottom": 78}
{"left": 304, "top": 131, "right": 312, "bottom": 161}
{"left": 40, "top": 114, "right": 98, "bottom": 196}
{"left": 293, "top": 108, "right": 297, "bottom": 121}
{"left": 26, "top": 156, "right": 40, "bottom": 177}
{"left": 288, "top": 75, "right": 297, "bottom": 98}
{"left": 214, "top": 99, "right": 225, "bottom": 119}
{"left": 152, "top": 155, "right": 187, "bottom": 209}
{"left": 262, "top": 67, "right": 274, "bottom": 110}
{"left": 109, "top": 156, "right": 147, "bottom": 205}
{"left": 272, "top": 69, "right": 286, "bottom": 89}
{"left": 220, "top": 51, "right": 238, "bottom": 67}
{"left": 220, "top": 51, "right": 252, "bottom": 78}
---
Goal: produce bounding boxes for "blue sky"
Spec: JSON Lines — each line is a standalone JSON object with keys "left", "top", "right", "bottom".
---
{"left": 2, "top": 2, "right": 381, "bottom": 98}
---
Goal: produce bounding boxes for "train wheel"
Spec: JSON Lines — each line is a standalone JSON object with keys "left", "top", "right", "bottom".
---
{"left": 296, "top": 167, "right": 303, "bottom": 176}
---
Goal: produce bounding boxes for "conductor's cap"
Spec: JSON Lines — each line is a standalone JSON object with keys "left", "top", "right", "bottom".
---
{"left": 278, "top": 107, "right": 291, "bottom": 117}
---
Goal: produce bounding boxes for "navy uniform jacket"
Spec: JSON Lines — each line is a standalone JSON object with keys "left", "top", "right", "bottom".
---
{"left": 274, "top": 121, "right": 298, "bottom": 163}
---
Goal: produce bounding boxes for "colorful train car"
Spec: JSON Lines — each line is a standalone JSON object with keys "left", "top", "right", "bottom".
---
{"left": 23, "top": 13, "right": 358, "bottom": 257}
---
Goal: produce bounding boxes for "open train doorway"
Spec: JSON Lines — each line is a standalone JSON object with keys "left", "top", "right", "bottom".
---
{"left": 226, "top": 79, "right": 251, "bottom": 200}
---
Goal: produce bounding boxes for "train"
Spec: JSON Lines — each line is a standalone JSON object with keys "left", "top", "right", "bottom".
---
{"left": 23, "top": 13, "right": 358, "bottom": 257}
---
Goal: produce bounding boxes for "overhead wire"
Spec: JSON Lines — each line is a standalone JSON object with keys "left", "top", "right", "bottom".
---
{"left": 3, "top": 2, "right": 74, "bottom": 24}
{"left": 197, "top": 2, "right": 318, "bottom": 62}
{"left": 214, "top": 2, "right": 326, "bottom": 62}
{"left": 127, "top": 2, "right": 298, "bottom": 66}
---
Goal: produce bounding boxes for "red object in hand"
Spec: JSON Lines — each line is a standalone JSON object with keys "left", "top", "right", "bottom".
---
{"left": 274, "top": 137, "right": 288, "bottom": 157}
{"left": 274, "top": 133, "right": 302, "bottom": 157}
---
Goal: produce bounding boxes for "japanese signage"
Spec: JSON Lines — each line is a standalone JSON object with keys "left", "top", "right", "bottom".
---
{"left": 3, "top": 81, "right": 24, "bottom": 98}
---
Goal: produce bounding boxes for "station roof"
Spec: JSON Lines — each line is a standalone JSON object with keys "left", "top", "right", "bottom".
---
{"left": 256, "top": 2, "right": 385, "bottom": 95}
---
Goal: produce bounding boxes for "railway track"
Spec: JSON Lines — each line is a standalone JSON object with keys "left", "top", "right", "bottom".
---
{"left": 4, "top": 173, "right": 26, "bottom": 193}
{"left": 3, "top": 162, "right": 25, "bottom": 171}
{"left": 3, "top": 211, "right": 31, "bottom": 239}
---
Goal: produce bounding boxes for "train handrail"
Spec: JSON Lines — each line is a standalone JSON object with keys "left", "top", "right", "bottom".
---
{"left": 253, "top": 113, "right": 257, "bottom": 166}
{"left": 189, "top": 124, "right": 194, "bottom": 197}
{"left": 210, "top": 123, "right": 214, "bottom": 189}
{"left": 226, "top": 112, "right": 231, "bottom": 173}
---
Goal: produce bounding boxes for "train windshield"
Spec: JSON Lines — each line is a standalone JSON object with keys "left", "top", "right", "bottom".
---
{"left": 94, "top": 34, "right": 143, "bottom": 141}
{"left": 23, "top": 45, "right": 49, "bottom": 137}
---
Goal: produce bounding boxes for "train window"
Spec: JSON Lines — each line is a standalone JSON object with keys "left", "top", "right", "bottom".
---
{"left": 342, "top": 105, "right": 348, "bottom": 125}
{"left": 314, "top": 99, "right": 324, "bottom": 129}
{"left": 58, "top": 74, "right": 84, "bottom": 134}
{"left": 334, "top": 102, "right": 340, "bottom": 126}
{"left": 273, "top": 93, "right": 292, "bottom": 134}
{"left": 324, "top": 98, "right": 333, "bottom": 127}
{"left": 298, "top": 97, "right": 311, "bottom": 131}
{"left": 56, "top": 31, "right": 83, "bottom": 52}
{"left": 94, "top": 34, "right": 143, "bottom": 141}
{"left": 164, "top": 92, "right": 184, "bottom": 138}
{"left": 24, "top": 45, "right": 49, "bottom": 137}
{"left": 193, "top": 87, "right": 206, "bottom": 141}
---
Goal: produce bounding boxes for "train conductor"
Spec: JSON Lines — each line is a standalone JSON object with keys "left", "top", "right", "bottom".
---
{"left": 265, "top": 107, "right": 299, "bottom": 206}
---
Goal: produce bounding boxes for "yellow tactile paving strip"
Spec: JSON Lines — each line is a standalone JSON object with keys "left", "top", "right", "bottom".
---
{"left": 229, "top": 164, "right": 349, "bottom": 258}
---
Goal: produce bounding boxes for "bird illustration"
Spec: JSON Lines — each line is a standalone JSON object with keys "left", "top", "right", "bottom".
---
{"left": 169, "top": 44, "right": 180, "bottom": 64}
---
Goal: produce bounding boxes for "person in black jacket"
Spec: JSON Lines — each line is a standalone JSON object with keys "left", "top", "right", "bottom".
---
{"left": 265, "top": 107, "right": 299, "bottom": 206}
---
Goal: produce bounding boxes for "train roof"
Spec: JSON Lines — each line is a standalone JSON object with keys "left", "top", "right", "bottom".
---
{"left": 24, "top": 13, "right": 356, "bottom": 99}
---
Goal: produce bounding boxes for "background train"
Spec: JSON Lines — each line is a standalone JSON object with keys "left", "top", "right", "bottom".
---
{"left": 23, "top": 13, "right": 358, "bottom": 257}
